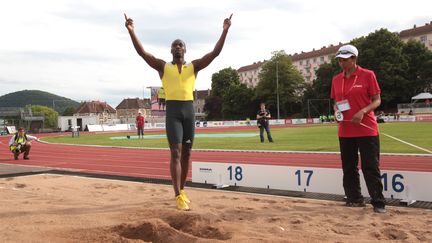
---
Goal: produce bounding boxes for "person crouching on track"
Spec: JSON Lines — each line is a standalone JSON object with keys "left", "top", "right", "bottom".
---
{"left": 8, "top": 127, "right": 39, "bottom": 160}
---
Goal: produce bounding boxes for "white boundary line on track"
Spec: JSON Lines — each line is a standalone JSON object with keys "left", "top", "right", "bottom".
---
{"left": 39, "top": 140, "right": 432, "bottom": 157}
{"left": 382, "top": 133, "right": 432, "bottom": 154}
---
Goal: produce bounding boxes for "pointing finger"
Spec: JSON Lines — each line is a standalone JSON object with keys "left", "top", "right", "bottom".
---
{"left": 229, "top": 13, "right": 233, "bottom": 20}
{"left": 124, "top": 13, "right": 128, "bottom": 21}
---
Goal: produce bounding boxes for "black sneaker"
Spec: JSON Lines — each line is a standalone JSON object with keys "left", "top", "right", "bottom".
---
{"left": 373, "top": 207, "right": 386, "bottom": 213}
{"left": 14, "top": 154, "right": 19, "bottom": 160}
{"left": 345, "top": 201, "right": 366, "bottom": 207}
{"left": 23, "top": 156, "right": 30, "bottom": 160}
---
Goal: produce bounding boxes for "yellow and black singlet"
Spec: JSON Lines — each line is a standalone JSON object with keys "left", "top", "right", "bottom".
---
{"left": 161, "top": 62, "right": 195, "bottom": 101}
{"left": 157, "top": 87, "right": 166, "bottom": 99}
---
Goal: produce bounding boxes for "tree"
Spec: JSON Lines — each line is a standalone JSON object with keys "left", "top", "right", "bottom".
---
{"left": 210, "top": 67, "right": 241, "bottom": 97}
{"left": 30, "top": 105, "right": 59, "bottom": 128}
{"left": 402, "top": 40, "right": 432, "bottom": 95}
{"left": 307, "top": 62, "right": 339, "bottom": 99}
{"left": 352, "top": 29, "right": 409, "bottom": 110}
{"left": 204, "top": 95, "right": 223, "bottom": 120}
{"left": 256, "top": 50, "right": 305, "bottom": 117}
{"left": 221, "top": 84, "right": 256, "bottom": 120}
{"left": 204, "top": 67, "right": 241, "bottom": 120}
{"left": 302, "top": 62, "right": 340, "bottom": 117}
{"left": 420, "top": 59, "right": 432, "bottom": 92}
{"left": 0, "top": 90, "right": 79, "bottom": 112}
{"left": 62, "top": 106, "right": 76, "bottom": 116}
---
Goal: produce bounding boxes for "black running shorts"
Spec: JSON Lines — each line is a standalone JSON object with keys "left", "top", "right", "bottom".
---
{"left": 165, "top": 100, "right": 195, "bottom": 145}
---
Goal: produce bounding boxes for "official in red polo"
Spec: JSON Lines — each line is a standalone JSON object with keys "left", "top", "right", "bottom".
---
{"left": 136, "top": 112, "right": 145, "bottom": 139}
{"left": 331, "top": 44, "right": 386, "bottom": 213}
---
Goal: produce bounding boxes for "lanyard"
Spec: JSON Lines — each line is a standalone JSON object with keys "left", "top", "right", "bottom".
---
{"left": 341, "top": 75, "right": 358, "bottom": 100}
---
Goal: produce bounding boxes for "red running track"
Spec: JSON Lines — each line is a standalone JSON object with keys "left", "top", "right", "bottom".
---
{"left": 1, "top": 133, "right": 431, "bottom": 180}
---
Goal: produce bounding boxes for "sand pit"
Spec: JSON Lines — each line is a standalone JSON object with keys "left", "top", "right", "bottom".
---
{"left": 0, "top": 174, "right": 431, "bottom": 242}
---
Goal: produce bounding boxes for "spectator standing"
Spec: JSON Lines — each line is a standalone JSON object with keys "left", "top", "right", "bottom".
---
{"left": 136, "top": 112, "right": 145, "bottom": 139}
{"left": 256, "top": 102, "right": 274, "bottom": 143}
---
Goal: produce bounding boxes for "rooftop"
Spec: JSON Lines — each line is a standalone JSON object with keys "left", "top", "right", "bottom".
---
{"left": 400, "top": 21, "right": 432, "bottom": 38}
{"left": 290, "top": 43, "right": 343, "bottom": 61}
{"left": 238, "top": 61, "right": 266, "bottom": 72}
{"left": 116, "top": 98, "right": 151, "bottom": 110}
{"left": 75, "top": 101, "right": 116, "bottom": 114}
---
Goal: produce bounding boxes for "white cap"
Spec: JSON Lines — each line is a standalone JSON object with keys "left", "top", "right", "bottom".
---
{"left": 335, "top": 44, "right": 358, "bottom": 59}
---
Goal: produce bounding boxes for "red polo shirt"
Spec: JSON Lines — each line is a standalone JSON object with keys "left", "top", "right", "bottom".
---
{"left": 331, "top": 66, "right": 381, "bottom": 137}
{"left": 136, "top": 115, "right": 144, "bottom": 127}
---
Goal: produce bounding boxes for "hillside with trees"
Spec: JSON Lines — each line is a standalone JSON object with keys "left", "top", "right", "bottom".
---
{"left": 0, "top": 90, "right": 79, "bottom": 114}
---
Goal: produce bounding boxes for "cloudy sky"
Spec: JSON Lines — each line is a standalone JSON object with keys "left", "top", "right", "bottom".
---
{"left": 0, "top": 0, "right": 431, "bottom": 107}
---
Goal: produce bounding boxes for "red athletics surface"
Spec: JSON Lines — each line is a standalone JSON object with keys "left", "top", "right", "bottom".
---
{"left": 1, "top": 128, "right": 431, "bottom": 181}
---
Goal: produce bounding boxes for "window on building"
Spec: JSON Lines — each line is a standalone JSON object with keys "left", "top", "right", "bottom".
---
{"left": 420, "top": 35, "right": 427, "bottom": 43}
{"left": 306, "top": 60, "right": 309, "bottom": 65}
{"left": 320, "top": 56, "right": 325, "bottom": 62}
{"left": 299, "top": 60, "right": 303, "bottom": 65}
{"left": 313, "top": 58, "right": 316, "bottom": 63}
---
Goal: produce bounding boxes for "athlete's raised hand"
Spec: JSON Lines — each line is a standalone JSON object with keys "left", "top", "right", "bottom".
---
{"left": 223, "top": 14, "right": 232, "bottom": 31}
{"left": 124, "top": 13, "right": 134, "bottom": 31}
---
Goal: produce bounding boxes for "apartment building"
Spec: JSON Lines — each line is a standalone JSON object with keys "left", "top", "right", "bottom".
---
{"left": 400, "top": 21, "right": 432, "bottom": 50}
{"left": 238, "top": 61, "right": 265, "bottom": 88}
{"left": 290, "top": 43, "right": 343, "bottom": 84}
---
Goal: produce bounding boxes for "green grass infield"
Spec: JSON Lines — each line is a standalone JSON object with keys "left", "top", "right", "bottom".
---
{"left": 41, "top": 122, "right": 432, "bottom": 154}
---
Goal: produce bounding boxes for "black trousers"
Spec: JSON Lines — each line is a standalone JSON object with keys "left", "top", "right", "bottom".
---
{"left": 12, "top": 143, "right": 31, "bottom": 157}
{"left": 339, "top": 136, "right": 385, "bottom": 208}
{"left": 137, "top": 126, "right": 144, "bottom": 136}
{"left": 259, "top": 122, "right": 273, "bottom": 142}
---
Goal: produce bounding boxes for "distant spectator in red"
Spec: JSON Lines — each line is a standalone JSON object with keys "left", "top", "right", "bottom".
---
{"left": 425, "top": 99, "right": 430, "bottom": 107}
{"left": 136, "top": 111, "right": 145, "bottom": 139}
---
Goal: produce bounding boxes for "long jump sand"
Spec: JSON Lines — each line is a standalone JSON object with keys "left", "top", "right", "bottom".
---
{"left": 0, "top": 174, "right": 431, "bottom": 242}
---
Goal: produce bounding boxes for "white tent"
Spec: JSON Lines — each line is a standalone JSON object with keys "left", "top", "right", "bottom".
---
{"left": 411, "top": 92, "right": 432, "bottom": 101}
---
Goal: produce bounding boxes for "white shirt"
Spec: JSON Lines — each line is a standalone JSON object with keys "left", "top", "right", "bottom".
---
{"left": 8, "top": 134, "right": 38, "bottom": 146}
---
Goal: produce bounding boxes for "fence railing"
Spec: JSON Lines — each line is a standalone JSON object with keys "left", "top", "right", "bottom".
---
{"left": 398, "top": 103, "right": 431, "bottom": 109}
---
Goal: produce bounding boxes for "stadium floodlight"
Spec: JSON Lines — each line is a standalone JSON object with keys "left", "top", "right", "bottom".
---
{"left": 276, "top": 61, "right": 280, "bottom": 120}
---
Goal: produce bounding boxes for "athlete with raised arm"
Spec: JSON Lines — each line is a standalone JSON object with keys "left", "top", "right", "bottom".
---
{"left": 125, "top": 13, "right": 232, "bottom": 210}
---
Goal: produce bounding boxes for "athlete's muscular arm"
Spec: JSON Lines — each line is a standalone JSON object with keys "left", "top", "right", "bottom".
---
{"left": 192, "top": 14, "right": 232, "bottom": 73}
{"left": 124, "top": 14, "right": 165, "bottom": 77}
